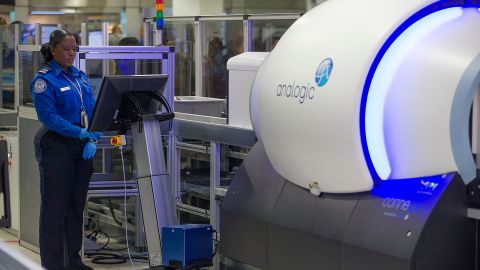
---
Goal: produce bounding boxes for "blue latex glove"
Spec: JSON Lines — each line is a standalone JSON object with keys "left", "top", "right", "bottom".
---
{"left": 78, "top": 128, "right": 93, "bottom": 140}
{"left": 91, "top": 132, "right": 103, "bottom": 141}
{"left": 82, "top": 141, "right": 96, "bottom": 160}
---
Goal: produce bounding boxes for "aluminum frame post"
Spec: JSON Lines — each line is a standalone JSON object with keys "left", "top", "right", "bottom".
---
{"left": 14, "top": 24, "right": 19, "bottom": 111}
{"left": 102, "top": 22, "right": 109, "bottom": 75}
{"left": 210, "top": 142, "right": 221, "bottom": 270}
{"left": 34, "top": 24, "right": 40, "bottom": 45}
{"left": 195, "top": 19, "right": 204, "bottom": 97}
{"left": 132, "top": 120, "right": 176, "bottom": 267}
{"left": 80, "top": 23, "right": 87, "bottom": 45}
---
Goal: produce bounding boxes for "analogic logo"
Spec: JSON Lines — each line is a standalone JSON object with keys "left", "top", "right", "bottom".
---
{"left": 315, "top": 58, "right": 333, "bottom": 87}
{"left": 275, "top": 58, "right": 333, "bottom": 104}
{"left": 276, "top": 82, "right": 315, "bottom": 104}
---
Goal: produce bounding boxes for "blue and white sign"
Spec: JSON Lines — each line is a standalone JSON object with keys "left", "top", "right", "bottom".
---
{"left": 315, "top": 58, "right": 333, "bottom": 87}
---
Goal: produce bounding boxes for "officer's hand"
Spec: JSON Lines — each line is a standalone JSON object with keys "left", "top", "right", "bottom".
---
{"left": 82, "top": 142, "right": 96, "bottom": 160}
{"left": 91, "top": 132, "right": 103, "bottom": 141}
{"left": 78, "top": 128, "right": 94, "bottom": 140}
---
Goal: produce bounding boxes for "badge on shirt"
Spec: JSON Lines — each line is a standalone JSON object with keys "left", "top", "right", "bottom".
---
{"left": 60, "top": 86, "right": 71, "bottom": 92}
{"left": 34, "top": 79, "right": 47, "bottom": 94}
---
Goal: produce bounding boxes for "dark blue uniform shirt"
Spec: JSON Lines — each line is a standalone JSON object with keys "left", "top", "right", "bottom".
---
{"left": 31, "top": 60, "right": 96, "bottom": 138}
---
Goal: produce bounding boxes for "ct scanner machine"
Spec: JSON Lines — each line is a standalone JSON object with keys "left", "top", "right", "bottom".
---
{"left": 220, "top": 0, "right": 480, "bottom": 269}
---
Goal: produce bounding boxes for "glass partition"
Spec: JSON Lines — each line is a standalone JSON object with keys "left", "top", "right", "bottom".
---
{"left": 107, "top": 15, "right": 300, "bottom": 119}
{"left": 61, "top": 23, "right": 82, "bottom": 45}
{"left": 19, "top": 24, "right": 35, "bottom": 45}
{"left": 178, "top": 138, "right": 211, "bottom": 224}
{"left": 0, "top": 24, "right": 15, "bottom": 109}
{"left": 84, "top": 59, "right": 104, "bottom": 96}
{"left": 83, "top": 57, "right": 165, "bottom": 97}
{"left": 250, "top": 17, "right": 297, "bottom": 52}
{"left": 40, "top": 24, "right": 58, "bottom": 45}
{"left": 86, "top": 22, "right": 104, "bottom": 46}
{"left": 221, "top": 144, "right": 249, "bottom": 183}
{"left": 177, "top": 138, "right": 249, "bottom": 224}
{"left": 201, "top": 18, "right": 244, "bottom": 100}
{"left": 165, "top": 19, "right": 196, "bottom": 96}
{"left": 92, "top": 145, "right": 135, "bottom": 181}
{"left": 143, "top": 21, "right": 155, "bottom": 47}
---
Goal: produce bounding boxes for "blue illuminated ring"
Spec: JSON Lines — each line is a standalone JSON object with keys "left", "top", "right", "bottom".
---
{"left": 360, "top": 0, "right": 480, "bottom": 182}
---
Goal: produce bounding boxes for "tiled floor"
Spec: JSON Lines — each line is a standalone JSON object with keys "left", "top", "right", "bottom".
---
{"left": 0, "top": 229, "right": 149, "bottom": 270}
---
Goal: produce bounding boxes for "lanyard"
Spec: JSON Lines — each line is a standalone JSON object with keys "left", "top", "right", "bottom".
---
{"left": 62, "top": 73, "right": 84, "bottom": 110}
{"left": 62, "top": 73, "right": 89, "bottom": 128}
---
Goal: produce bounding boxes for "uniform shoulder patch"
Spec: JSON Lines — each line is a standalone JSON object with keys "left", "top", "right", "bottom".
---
{"left": 80, "top": 76, "right": 89, "bottom": 85}
{"left": 79, "top": 71, "right": 90, "bottom": 85}
{"left": 38, "top": 68, "right": 51, "bottom": 74}
{"left": 34, "top": 79, "right": 47, "bottom": 94}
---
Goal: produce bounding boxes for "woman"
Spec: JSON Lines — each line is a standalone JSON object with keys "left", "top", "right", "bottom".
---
{"left": 31, "top": 29, "right": 101, "bottom": 270}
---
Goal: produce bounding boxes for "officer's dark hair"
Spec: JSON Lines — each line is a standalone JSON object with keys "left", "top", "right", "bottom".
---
{"left": 40, "top": 29, "right": 79, "bottom": 64}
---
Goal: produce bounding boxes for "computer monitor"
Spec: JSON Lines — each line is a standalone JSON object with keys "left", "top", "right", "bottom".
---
{"left": 89, "top": 74, "right": 170, "bottom": 132}
{"left": 41, "top": 25, "right": 58, "bottom": 44}
{"left": 88, "top": 31, "right": 103, "bottom": 46}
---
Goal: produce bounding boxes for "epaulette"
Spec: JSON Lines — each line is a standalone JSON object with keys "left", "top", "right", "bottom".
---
{"left": 38, "top": 68, "right": 52, "bottom": 74}
{"left": 79, "top": 70, "right": 89, "bottom": 84}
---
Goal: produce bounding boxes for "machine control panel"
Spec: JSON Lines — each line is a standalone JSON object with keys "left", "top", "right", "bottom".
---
{"left": 371, "top": 174, "right": 448, "bottom": 219}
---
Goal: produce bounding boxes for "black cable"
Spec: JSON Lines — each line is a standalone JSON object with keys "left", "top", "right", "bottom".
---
{"left": 84, "top": 228, "right": 143, "bottom": 265}
{"left": 120, "top": 254, "right": 149, "bottom": 261}
{"left": 85, "top": 230, "right": 110, "bottom": 251}
{"left": 84, "top": 252, "right": 127, "bottom": 265}
{"left": 152, "top": 91, "right": 174, "bottom": 131}
{"left": 152, "top": 91, "right": 172, "bottom": 113}
{"left": 102, "top": 246, "right": 129, "bottom": 252}
{"left": 101, "top": 241, "right": 136, "bottom": 252}
{"left": 124, "top": 92, "right": 144, "bottom": 133}
{"left": 107, "top": 198, "right": 123, "bottom": 226}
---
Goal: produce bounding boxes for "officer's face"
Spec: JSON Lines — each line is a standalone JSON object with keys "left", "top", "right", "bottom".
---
{"left": 51, "top": 35, "right": 77, "bottom": 70}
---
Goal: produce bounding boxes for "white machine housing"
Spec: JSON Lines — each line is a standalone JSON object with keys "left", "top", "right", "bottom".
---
{"left": 227, "top": 52, "right": 269, "bottom": 129}
{"left": 250, "top": 0, "right": 480, "bottom": 193}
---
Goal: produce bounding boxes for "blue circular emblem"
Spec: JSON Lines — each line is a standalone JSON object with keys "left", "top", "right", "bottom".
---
{"left": 315, "top": 58, "right": 333, "bottom": 87}
{"left": 34, "top": 79, "right": 47, "bottom": 94}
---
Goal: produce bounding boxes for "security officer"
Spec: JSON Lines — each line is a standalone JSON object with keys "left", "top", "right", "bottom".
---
{"left": 31, "top": 29, "right": 100, "bottom": 270}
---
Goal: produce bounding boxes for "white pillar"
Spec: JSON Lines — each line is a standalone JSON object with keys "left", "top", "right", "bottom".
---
{"left": 14, "top": 0, "right": 29, "bottom": 23}
{"left": 126, "top": 0, "right": 142, "bottom": 39}
{"left": 172, "top": 0, "right": 224, "bottom": 16}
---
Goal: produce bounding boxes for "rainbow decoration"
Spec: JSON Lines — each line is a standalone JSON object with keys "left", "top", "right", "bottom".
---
{"left": 156, "top": 0, "right": 164, "bottom": 30}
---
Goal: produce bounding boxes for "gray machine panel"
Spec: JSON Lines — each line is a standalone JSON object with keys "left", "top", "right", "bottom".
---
{"left": 341, "top": 179, "right": 448, "bottom": 260}
{"left": 19, "top": 117, "right": 42, "bottom": 249}
{"left": 414, "top": 174, "right": 474, "bottom": 270}
{"left": 270, "top": 181, "right": 360, "bottom": 241}
{"left": 221, "top": 142, "right": 285, "bottom": 270}
{"left": 220, "top": 143, "right": 475, "bottom": 270}
{"left": 268, "top": 224, "right": 341, "bottom": 270}
{"left": 340, "top": 174, "right": 474, "bottom": 270}
{"left": 220, "top": 211, "right": 268, "bottom": 270}
{"left": 341, "top": 243, "right": 409, "bottom": 270}
{"left": 342, "top": 173, "right": 474, "bottom": 270}
{"left": 0, "top": 111, "right": 17, "bottom": 127}
{"left": 222, "top": 141, "right": 286, "bottom": 223}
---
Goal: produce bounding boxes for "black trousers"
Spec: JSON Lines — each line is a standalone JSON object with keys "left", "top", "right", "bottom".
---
{"left": 35, "top": 128, "right": 93, "bottom": 270}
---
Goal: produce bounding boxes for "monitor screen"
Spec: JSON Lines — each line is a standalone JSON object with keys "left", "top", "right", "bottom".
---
{"left": 88, "top": 31, "right": 103, "bottom": 46}
{"left": 41, "top": 25, "right": 57, "bottom": 44}
{"left": 89, "top": 74, "right": 168, "bottom": 132}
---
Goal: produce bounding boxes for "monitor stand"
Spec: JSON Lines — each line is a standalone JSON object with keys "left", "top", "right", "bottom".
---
{"left": 132, "top": 116, "right": 176, "bottom": 267}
